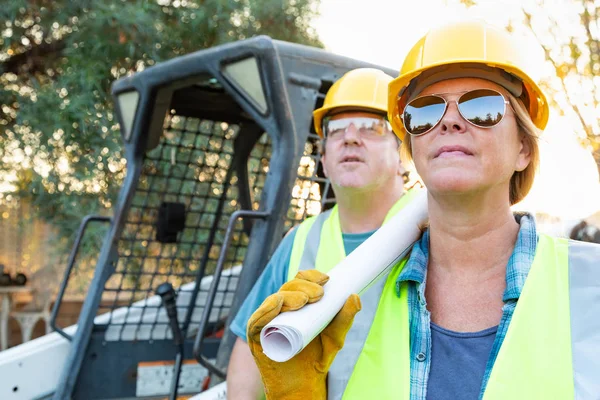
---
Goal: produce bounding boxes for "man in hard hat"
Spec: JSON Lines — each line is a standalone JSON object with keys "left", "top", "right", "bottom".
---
{"left": 226, "top": 68, "right": 417, "bottom": 399}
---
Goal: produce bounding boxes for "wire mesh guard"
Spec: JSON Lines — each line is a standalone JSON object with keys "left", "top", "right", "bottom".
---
{"left": 99, "top": 109, "right": 328, "bottom": 344}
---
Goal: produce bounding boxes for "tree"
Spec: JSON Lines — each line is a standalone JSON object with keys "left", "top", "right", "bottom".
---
{"left": 454, "top": 0, "right": 600, "bottom": 171}
{"left": 0, "top": 0, "right": 323, "bottom": 254}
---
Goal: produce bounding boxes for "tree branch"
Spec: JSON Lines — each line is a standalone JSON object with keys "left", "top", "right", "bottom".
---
{"left": 1, "top": 39, "right": 66, "bottom": 75}
{"left": 580, "top": 0, "right": 600, "bottom": 109}
{"left": 522, "top": 9, "right": 595, "bottom": 140}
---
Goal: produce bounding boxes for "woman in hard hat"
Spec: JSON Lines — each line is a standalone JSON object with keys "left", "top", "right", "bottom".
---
{"left": 246, "top": 20, "right": 600, "bottom": 400}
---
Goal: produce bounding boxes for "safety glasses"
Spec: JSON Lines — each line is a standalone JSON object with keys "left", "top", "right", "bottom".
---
{"left": 323, "top": 116, "right": 393, "bottom": 139}
{"left": 401, "top": 89, "right": 510, "bottom": 136}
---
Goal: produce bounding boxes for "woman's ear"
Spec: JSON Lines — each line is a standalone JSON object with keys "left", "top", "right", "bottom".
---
{"left": 515, "top": 134, "right": 532, "bottom": 172}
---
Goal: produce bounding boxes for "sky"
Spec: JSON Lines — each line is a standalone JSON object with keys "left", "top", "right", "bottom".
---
{"left": 312, "top": 0, "right": 600, "bottom": 223}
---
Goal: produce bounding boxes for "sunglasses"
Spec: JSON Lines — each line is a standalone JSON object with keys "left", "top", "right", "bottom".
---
{"left": 401, "top": 89, "right": 511, "bottom": 136}
{"left": 323, "top": 116, "right": 393, "bottom": 139}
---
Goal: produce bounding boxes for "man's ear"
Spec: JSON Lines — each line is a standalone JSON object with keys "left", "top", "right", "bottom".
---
{"left": 322, "top": 151, "right": 329, "bottom": 177}
{"left": 397, "top": 150, "right": 406, "bottom": 176}
{"left": 320, "top": 139, "right": 330, "bottom": 177}
{"left": 398, "top": 162, "right": 406, "bottom": 176}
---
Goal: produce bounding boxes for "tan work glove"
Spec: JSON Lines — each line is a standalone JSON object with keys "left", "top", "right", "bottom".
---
{"left": 246, "top": 270, "right": 361, "bottom": 400}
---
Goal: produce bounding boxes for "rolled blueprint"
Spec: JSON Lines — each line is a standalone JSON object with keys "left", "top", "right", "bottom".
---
{"left": 260, "top": 189, "right": 428, "bottom": 362}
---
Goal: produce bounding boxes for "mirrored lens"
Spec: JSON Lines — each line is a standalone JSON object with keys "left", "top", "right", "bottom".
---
{"left": 403, "top": 96, "right": 446, "bottom": 135}
{"left": 458, "top": 89, "right": 506, "bottom": 127}
{"left": 325, "top": 117, "right": 392, "bottom": 138}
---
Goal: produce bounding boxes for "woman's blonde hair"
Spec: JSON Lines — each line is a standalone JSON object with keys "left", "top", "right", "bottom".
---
{"left": 400, "top": 92, "right": 541, "bottom": 205}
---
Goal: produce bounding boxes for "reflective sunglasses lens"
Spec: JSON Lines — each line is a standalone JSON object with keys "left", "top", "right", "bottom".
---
{"left": 458, "top": 89, "right": 506, "bottom": 128}
{"left": 403, "top": 96, "right": 446, "bottom": 135}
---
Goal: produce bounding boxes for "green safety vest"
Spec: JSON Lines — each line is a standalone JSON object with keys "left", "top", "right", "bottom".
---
{"left": 289, "top": 207, "right": 600, "bottom": 399}
{"left": 287, "top": 189, "right": 419, "bottom": 399}
{"left": 344, "top": 234, "right": 600, "bottom": 399}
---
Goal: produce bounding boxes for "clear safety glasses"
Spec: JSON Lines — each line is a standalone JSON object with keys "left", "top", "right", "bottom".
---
{"left": 323, "top": 116, "right": 393, "bottom": 139}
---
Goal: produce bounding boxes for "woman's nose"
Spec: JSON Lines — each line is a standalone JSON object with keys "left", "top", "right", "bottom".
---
{"left": 439, "top": 102, "right": 467, "bottom": 134}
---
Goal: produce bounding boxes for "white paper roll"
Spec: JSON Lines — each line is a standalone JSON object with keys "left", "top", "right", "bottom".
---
{"left": 260, "top": 189, "right": 428, "bottom": 362}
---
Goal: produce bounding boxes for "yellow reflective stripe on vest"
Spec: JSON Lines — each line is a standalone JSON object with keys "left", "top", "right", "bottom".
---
{"left": 483, "top": 234, "right": 573, "bottom": 399}
{"left": 288, "top": 215, "right": 319, "bottom": 280}
{"left": 342, "top": 259, "right": 411, "bottom": 400}
{"left": 315, "top": 205, "right": 346, "bottom": 274}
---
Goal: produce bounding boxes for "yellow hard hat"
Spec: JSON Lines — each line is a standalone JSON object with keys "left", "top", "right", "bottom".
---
{"left": 313, "top": 68, "right": 394, "bottom": 138}
{"left": 388, "top": 19, "right": 550, "bottom": 140}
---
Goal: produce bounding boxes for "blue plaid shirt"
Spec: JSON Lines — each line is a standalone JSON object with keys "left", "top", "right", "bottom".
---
{"left": 396, "top": 213, "right": 538, "bottom": 399}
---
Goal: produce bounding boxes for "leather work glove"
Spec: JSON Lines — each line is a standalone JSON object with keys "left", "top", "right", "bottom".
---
{"left": 246, "top": 270, "right": 361, "bottom": 400}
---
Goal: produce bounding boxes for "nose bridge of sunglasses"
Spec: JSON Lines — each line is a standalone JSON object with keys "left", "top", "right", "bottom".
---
{"left": 445, "top": 100, "right": 467, "bottom": 124}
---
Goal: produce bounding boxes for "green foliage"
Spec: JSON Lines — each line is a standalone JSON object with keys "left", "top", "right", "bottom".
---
{"left": 0, "top": 0, "right": 322, "bottom": 250}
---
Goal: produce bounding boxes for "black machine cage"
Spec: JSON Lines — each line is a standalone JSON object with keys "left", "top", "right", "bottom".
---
{"left": 50, "top": 36, "right": 397, "bottom": 399}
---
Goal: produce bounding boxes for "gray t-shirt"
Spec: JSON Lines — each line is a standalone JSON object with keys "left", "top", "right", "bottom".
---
{"left": 426, "top": 322, "right": 498, "bottom": 400}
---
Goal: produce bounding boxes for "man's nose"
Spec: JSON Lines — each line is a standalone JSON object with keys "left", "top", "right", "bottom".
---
{"left": 343, "top": 124, "right": 362, "bottom": 144}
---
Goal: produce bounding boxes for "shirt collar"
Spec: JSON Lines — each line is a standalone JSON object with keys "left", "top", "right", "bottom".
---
{"left": 396, "top": 212, "right": 538, "bottom": 303}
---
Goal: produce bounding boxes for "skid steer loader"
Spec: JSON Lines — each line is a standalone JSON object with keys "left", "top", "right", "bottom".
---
{"left": 0, "top": 35, "right": 403, "bottom": 399}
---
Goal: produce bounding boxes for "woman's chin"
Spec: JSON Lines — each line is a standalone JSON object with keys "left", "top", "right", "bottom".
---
{"left": 425, "top": 174, "right": 480, "bottom": 195}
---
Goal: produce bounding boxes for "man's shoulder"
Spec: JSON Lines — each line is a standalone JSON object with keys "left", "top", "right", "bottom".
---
{"left": 298, "top": 209, "right": 333, "bottom": 225}
{"left": 271, "top": 223, "right": 302, "bottom": 259}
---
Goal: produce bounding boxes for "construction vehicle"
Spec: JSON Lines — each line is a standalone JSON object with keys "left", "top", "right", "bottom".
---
{"left": 0, "top": 36, "right": 404, "bottom": 399}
